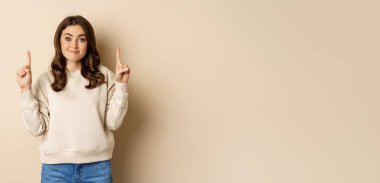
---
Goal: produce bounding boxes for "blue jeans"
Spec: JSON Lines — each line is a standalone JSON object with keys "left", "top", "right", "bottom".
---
{"left": 41, "top": 160, "right": 113, "bottom": 183}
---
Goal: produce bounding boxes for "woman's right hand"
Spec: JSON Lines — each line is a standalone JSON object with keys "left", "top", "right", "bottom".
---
{"left": 16, "top": 51, "right": 32, "bottom": 93}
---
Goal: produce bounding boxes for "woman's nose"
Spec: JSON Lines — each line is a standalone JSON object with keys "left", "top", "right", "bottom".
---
{"left": 71, "top": 40, "right": 79, "bottom": 48}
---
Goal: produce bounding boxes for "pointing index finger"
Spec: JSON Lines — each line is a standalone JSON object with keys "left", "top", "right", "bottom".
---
{"left": 27, "top": 50, "right": 31, "bottom": 67}
{"left": 116, "top": 48, "right": 121, "bottom": 64}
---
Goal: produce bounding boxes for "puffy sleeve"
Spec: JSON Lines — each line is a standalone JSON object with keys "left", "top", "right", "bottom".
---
{"left": 20, "top": 74, "right": 50, "bottom": 137}
{"left": 104, "top": 69, "right": 129, "bottom": 131}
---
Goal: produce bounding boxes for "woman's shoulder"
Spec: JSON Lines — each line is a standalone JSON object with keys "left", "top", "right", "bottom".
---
{"left": 33, "top": 70, "right": 54, "bottom": 90}
{"left": 37, "top": 70, "right": 54, "bottom": 83}
{"left": 98, "top": 65, "right": 115, "bottom": 79}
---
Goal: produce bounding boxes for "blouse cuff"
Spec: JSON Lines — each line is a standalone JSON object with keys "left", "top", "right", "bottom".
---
{"left": 115, "top": 82, "right": 128, "bottom": 93}
{"left": 20, "top": 91, "right": 36, "bottom": 109}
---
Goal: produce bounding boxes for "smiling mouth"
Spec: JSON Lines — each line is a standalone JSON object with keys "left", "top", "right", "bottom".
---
{"left": 69, "top": 51, "right": 80, "bottom": 54}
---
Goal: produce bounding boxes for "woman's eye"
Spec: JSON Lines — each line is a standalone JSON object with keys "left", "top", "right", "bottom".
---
{"left": 79, "top": 38, "right": 87, "bottom": 42}
{"left": 65, "top": 37, "right": 71, "bottom": 41}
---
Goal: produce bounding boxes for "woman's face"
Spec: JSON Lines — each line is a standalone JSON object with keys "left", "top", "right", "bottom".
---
{"left": 60, "top": 25, "right": 88, "bottom": 63}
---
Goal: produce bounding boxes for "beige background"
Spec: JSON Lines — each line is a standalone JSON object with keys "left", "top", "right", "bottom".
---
{"left": 1, "top": 0, "right": 379, "bottom": 182}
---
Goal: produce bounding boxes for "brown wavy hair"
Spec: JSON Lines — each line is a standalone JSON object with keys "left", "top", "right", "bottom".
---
{"left": 51, "top": 15, "right": 105, "bottom": 92}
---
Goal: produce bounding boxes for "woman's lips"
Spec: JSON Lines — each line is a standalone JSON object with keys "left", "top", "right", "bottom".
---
{"left": 69, "top": 50, "right": 79, "bottom": 54}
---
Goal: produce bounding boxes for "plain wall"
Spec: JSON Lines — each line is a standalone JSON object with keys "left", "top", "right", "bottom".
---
{"left": 1, "top": 0, "right": 379, "bottom": 182}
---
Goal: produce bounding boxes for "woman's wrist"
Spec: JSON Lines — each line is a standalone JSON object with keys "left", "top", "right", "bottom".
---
{"left": 20, "top": 87, "right": 31, "bottom": 93}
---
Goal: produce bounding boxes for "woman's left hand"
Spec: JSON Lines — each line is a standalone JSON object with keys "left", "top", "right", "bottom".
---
{"left": 115, "top": 48, "right": 131, "bottom": 83}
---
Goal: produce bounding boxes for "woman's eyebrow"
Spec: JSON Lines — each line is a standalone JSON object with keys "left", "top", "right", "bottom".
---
{"left": 63, "top": 33, "right": 86, "bottom": 37}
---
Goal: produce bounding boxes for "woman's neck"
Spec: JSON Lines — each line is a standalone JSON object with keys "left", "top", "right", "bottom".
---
{"left": 66, "top": 60, "right": 82, "bottom": 72}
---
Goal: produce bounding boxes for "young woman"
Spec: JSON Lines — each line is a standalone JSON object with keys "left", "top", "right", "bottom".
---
{"left": 16, "top": 15, "right": 130, "bottom": 182}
